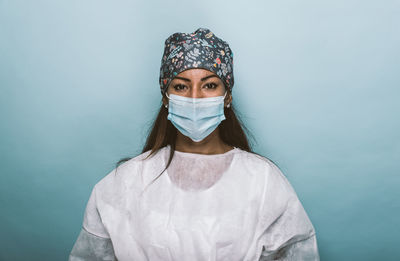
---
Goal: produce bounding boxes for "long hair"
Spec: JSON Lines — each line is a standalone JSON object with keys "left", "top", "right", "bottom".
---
{"left": 114, "top": 90, "right": 276, "bottom": 187}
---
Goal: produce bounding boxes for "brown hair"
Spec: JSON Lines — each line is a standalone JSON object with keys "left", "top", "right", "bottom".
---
{"left": 114, "top": 91, "right": 276, "bottom": 187}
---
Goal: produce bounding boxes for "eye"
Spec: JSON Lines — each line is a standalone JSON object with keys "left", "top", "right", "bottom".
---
{"left": 204, "top": 82, "right": 218, "bottom": 89}
{"left": 173, "top": 84, "right": 187, "bottom": 91}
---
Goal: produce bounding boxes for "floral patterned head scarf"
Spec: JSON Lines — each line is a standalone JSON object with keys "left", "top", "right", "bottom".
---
{"left": 159, "top": 28, "right": 234, "bottom": 96}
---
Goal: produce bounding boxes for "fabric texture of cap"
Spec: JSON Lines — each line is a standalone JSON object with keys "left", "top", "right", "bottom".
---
{"left": 159, "top": 28, "right": 234, "bottom": 96}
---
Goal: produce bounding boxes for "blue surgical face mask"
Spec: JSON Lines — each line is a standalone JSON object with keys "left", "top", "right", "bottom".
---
{"left": 166, "top": 91, "right": 227, "bottom": 142}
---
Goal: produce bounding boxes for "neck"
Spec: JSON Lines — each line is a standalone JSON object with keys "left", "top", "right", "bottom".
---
{"left": 174, "top": 128, "right": 233, "bottom": 155}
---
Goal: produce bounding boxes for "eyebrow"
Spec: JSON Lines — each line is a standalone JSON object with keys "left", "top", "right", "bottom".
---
{"left": 173, "top": 75, "right": 219, "bottom": 82}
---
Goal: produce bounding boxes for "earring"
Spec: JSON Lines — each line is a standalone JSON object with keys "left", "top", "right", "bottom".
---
{"left": 227, "top": 103, "right": 231, "bottom": 108}
{"left": 165, "top": 104, "right": 168, "bottom": 108}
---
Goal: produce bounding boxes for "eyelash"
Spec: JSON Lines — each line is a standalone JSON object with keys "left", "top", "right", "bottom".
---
{"left": 173, "top": 83, "right": 218, "bottom": 91}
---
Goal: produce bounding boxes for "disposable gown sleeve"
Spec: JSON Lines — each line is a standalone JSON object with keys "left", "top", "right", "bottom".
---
{"left": 258, "top": 163, "right": 320, "bottom": 261}
{"left": 68, "top": 185, "right": 117, "bottom": 261}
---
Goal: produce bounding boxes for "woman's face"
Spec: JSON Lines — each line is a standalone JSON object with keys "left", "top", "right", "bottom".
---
{"left": 163, "top": 68, "right": 232, "bottom": 106}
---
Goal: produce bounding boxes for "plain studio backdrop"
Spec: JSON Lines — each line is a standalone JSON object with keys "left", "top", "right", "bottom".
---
{"left": 0, "top": 0, "right": 399, "bottom": 260}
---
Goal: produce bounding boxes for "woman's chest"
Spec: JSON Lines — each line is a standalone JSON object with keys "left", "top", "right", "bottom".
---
{"left": 100, "top": 168, "right": 265, "bottom": 260}
{"left": 131, "top": 188, "right": 261, "bottom": 260}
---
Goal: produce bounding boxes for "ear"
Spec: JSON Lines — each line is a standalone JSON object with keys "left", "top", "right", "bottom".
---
{"left": 224, "top": 92, "right": 232, "bottom": 107}
{"left": 162, "top": 96, "right": 168, "bottom": 108}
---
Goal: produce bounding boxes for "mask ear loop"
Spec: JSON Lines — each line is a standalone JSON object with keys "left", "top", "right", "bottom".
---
{"left": 223, "top": 90, "right": 231, "bottom": 108}
{"left": 164, "top": 92, "right": 170, "bottom": 108}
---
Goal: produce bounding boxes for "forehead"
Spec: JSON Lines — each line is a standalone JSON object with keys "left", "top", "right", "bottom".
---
{"left": 175, "top": 68, "right": 217, "bottom": 79}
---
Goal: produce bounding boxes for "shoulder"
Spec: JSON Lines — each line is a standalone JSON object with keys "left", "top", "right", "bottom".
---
{"left": 235, "top": 148, "right": 280, "bottom": 175}
{"left": 235, "top": 148, "right": 294, "bottom": 190}
{"left": 235, "top": 151, "right": 306, "bottom": 222}
{"left": 93, "top": 147, "right": 167, "bottom": 195}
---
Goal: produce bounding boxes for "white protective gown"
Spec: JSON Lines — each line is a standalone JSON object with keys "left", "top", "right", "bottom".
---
{"left": 69, "top": 145, "right": 320, "bottom": 261}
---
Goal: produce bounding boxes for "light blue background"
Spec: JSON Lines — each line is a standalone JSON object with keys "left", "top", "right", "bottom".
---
{"left": 1, "top": 0, "right": 399, "bottom": 260}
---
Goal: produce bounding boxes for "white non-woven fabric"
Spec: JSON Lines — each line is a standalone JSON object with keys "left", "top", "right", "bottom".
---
{"left": 69, "top": 145, "right": 320, "bottom": 261}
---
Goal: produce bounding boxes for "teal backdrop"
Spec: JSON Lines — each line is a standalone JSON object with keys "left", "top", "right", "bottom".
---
{"left": 1, "top": 0, "right": 399, "bottom": 260}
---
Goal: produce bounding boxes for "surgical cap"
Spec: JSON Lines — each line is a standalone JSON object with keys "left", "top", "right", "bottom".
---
{"left": 159, "top": 28, "right": 234, "bottom": 96}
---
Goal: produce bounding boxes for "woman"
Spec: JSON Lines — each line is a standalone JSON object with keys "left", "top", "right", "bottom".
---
{"left": 69, "top": 28, "right": 320, "bottom": 261}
